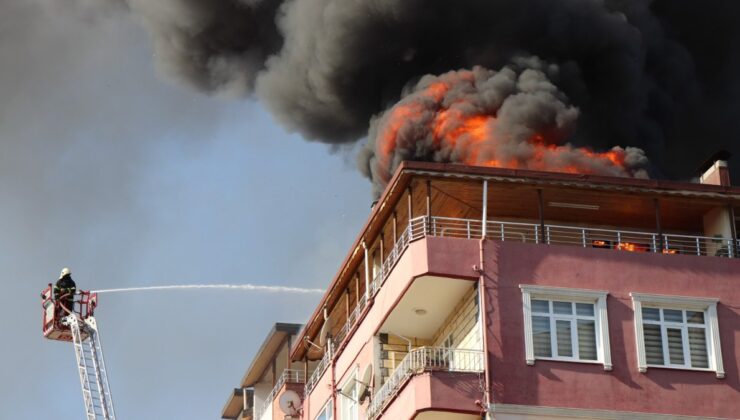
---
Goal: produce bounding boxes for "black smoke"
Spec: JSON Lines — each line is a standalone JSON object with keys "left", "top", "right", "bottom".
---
{"left": 99, "top": 0, "right": 740, "bottom": 189}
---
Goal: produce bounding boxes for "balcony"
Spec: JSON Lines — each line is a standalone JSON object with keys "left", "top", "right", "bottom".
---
{"left": 255, "top": 369, "right": 304, "bottom": 420}
{"left": 418, "top": 215, "right": 739, "bottom": 257}
{"left": 367, "top": 347, "right": 484, "bottom": 419}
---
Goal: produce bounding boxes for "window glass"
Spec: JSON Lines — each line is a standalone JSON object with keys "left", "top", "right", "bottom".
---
{"left": 688, "top": 328, "right": 709, "bottom": 368}
{"left": 577, "top": 319, "right": 597, "bottom": 360}
{"left": 531, "top": 299, "right": 549, "bottom": 313}
{"left": 316, "top": 401, "right": 333, "bottom": 420}
{"left": 532, "top": 316, "right": 552, "bottom": 357}
{"left": 642, "top": 307, "right": 660, "bottom": 321}
{"left": 575, "top": 303, "right": 594, "bottom": 316}
{"left": 686, "top": 311, "right": 704, "bottom": 324}
{"left": 643, "top": 324, "right": 664, "bottom": 365}
{"left": 663, "top": 309, "right": 683, "bottom": 323}
{"left": 530, "top": 298, "right": 597, "bottom": 362}
{"left": 553, "top": 301, "right": 572, "bottom": 314}
{"left": 555, "top": 320, "right": 573, "bottom": 357}
{"left": 666, "top": 328, "right": 685, "bottom": 365}
{"left": 641, "top": 307, "right": 709, "bottom": 369}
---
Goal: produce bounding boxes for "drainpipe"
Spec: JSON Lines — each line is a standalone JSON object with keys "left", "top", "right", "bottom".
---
{"left": 478, "top": 239, "right": 492, "bottom": 419}
{"left": 481, "top": 180, "right": 488, "bottom": 238}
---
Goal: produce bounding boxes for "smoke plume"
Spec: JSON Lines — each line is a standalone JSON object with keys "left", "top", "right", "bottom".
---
{"left": 88, "top": 0, "right": 740, "bottom": 192}
{"left": 358, "top": 60, "right": 650, "bottom": 194}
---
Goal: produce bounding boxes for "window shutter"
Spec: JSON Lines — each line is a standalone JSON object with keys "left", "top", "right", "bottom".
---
{"left": 643, "top": 324, "right": 664, "bottom": 365}
{"left": 666, "top": 328, "right": 685, "bottom": 365}
{"left": 555, "top": 320, "right": 573, "bottom": 357}
{"left": 688, "top": 328, "right": 709, "bottom": 368}
{"left": 532, "top": 316, "right": 551, "bottom": 357}
{"left": 577, "top": 320, "right": 597, "bottom": 360}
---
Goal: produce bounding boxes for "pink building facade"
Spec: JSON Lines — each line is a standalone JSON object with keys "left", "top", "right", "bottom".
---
{"left": 224, "top": 161, "right": 740, "bottom": 420}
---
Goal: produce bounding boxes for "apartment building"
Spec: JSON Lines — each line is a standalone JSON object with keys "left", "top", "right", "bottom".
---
{"left": 224, "top": 158, "right": 739, "bottom": 420}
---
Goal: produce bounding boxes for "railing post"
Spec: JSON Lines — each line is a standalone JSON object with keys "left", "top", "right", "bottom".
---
{"left": 654, "top": 198, "right": 664, "bottom": 252}
{"left": 481, "top": 180, "right": 488, "bottom": 239}
{"left": 466, "top": 220, "right": 471, "bottom": 239}
{"left": 537, "top": 189, "right": 546, "bottom": 244}
{"left": 582, "top": 229, "right": 586, "bottom": 247}
{"left": 696, "top": 237, "right": 701, "bottom": 256}
{"left": 652, "top": 235, "right": 657, "bottom": 253}
{"left": 728, "top": 204, "right": 738, "bottom": 257}
{"left": 534, "top": 225, "right": 539, "bottom": 244}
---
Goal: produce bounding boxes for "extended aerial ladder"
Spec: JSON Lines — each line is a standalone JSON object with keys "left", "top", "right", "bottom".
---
{"left": 41, "top": 284, "right": 116, "bottom": 420}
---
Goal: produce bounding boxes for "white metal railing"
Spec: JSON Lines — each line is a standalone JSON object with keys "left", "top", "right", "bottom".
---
{"left": 255, "top": 369, "right": 304, "bottom": 420}
{"left": 426, "top": 216, "right": 738, "bottom": 258}
{"left": 304, "top": 347, "right": 332, "bottom": 396}
{"left": 367, "top": 347, "right": 484, "bottom": 419}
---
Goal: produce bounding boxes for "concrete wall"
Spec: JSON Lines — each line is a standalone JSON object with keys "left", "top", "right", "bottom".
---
{"left": 483, "top": 239, "right": 740, "bottom": 418}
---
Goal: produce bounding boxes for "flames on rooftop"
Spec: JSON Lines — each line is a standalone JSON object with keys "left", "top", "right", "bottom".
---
{"left": 359, "top": 61, "right": 650, "bottom": 195}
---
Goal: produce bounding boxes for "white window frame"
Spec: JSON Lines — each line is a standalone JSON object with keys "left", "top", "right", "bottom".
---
{"left": 339, "top": 368, "right": 358, "bottom": 420}
{"left": 315, "top": 399, "right": 333, "bottom": 420}
{"left": 520, "top": 285, "right": 611, "bottom": 370}
{"left": 631, "top": 293, "right": 724, "bottom": 378}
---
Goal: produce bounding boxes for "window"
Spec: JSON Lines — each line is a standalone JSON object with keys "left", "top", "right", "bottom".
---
{"left": 520, "top": 285, "right": 611, "bottom": 370}
{"left": 315, "top": 400, "right": 332, "bottom": 420}
{"left": 631, "top": 293, "right": 724, "bottom": 378}
{"left": 339, "top": 370, "right": 358, "bottom": 420}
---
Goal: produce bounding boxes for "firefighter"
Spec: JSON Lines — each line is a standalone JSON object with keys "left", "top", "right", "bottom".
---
{"left": 54, "top": 267, "right": 77, "bottom": 314}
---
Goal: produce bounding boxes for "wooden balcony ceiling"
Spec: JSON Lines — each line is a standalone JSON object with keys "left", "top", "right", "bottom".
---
{"left": 428, "top": 178, "right": 727, "bottom": 232}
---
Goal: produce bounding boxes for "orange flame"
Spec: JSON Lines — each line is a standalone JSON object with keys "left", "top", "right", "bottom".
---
{"left": 375, "top": 74, "right": 634, "bottom": 178}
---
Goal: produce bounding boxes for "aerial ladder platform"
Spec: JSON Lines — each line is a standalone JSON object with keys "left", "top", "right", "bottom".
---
{"left": 42, "top": 283, "right": 116, "bottom": 420}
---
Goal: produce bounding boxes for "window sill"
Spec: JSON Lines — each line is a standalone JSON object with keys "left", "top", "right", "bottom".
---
{"left": 528, "top": 357, "right": 611, "bottom": 371}
{"left": 641, "top": 364, "right": 723, "bottom": 378}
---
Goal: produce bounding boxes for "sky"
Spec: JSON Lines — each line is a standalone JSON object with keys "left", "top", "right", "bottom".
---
{"left": 1, "top": 1, "right": 372, "bottom": 418}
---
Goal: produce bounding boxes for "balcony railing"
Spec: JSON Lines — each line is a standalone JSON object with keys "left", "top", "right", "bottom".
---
{"left": 255, "top": 369, "right": 304, "bottom": 420}
{"left": 423, "top": 216, "right": 739, "bottom": 258}
{"left": 304, "top": 347, "right": 332, "bottom": 396}
{"left": 367, "top": 347, "right": 484, "bottom": 419}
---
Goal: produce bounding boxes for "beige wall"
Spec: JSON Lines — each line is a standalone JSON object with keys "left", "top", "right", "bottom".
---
{"left": 431, "top": 284, "right": 481, "bottom": 350}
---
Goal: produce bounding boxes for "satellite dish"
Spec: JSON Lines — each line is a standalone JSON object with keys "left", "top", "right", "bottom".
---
{"left": 358, "top": 363, "right": 373, "bottom": 404}
{"left": 278, "top": 390, "right": 301, "bottom": 416}
{"left": 319, "top": 321, "right": 331, "bottom": 347}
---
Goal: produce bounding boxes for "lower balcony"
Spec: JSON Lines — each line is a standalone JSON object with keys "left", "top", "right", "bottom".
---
{"left": 254, "top": 369, "right": 304, "bottom": 420}
{"left": 368, "top": 347, "right": 485, "bottom": 419}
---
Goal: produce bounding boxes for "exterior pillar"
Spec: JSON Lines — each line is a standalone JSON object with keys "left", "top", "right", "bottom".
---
{"left": 287, "top": 335, "right": 292, "bottom": 370}
{"left": 392, "top": 211, "right": 398, "bottom": 243}
{"left": 363, "top": 241, "right": 370, "bottom": 298}
{"left": 380, "top": 234, "right": 385, "bottom": 263}
{"left": 482, "top": 180, "right": 488, "bottom": 238}
{"left": 355, "top": 273, "right": 360, "bottom": 305}
{"left": 345, "top": 288, "right": 350, "bottom": 318}
{"left": 303, "top": 357, "right": 308, "bottom": 383}
{"left": 426, "top": 179, "right": 432, "bottom": 234}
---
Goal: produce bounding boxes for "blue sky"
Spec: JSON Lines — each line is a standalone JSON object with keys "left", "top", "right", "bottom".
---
{"left": 0, "top": 2, "right": 371, "bottom": 418}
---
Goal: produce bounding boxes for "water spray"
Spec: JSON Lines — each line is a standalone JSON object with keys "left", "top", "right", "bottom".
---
{"left": 91, "top": 284, "right": 324, "bottom": 294}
